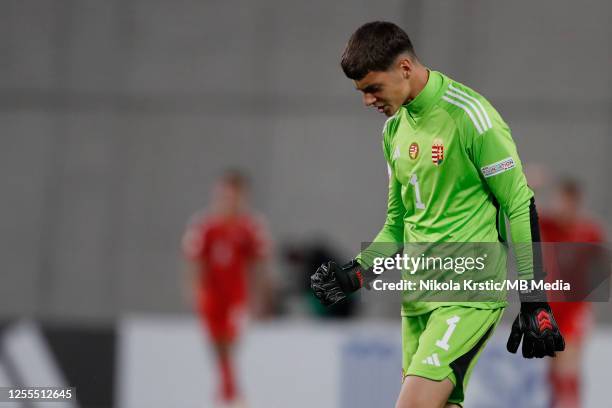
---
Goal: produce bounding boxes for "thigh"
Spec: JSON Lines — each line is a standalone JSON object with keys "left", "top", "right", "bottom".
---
{"left": 200, "top": 299, "right": 246, "bottom": 342}
{"left": 403, "top": 306, "right": 504, "bottom": 406}
{"left": 401, "top": 313, "right": 430, "bottom": 381}
{"left": 395, "top": 375, "right": 454, "bottom": 408}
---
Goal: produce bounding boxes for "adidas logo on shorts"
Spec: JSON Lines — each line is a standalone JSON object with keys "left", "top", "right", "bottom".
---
{"left": 422, "top": 353, "right": 441, "bottom": 367}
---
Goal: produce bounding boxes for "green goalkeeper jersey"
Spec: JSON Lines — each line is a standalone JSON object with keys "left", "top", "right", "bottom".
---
{"left": 357, "top": 70, "right": 536, "bottom": 316}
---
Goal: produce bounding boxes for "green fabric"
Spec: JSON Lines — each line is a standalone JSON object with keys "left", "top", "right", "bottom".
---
{"left": 401, "top": 306, "right": 504, "bottom": 405}
{"left": 356, "top": 71, "right": 535, "bottom": 316}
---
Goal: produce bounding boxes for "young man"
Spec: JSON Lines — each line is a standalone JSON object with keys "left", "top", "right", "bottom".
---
{"left": 182, "top": 170, "right": 271, "bottom": 408}
{"left": 539, "top": 179, "right": 604, "bottom": 408}
{"left": 310, "top": 22, "right": 565, "bottom": 408}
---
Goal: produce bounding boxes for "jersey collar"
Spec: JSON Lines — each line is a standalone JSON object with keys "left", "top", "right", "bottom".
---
{"left": 403, "top": 70, "right": 443, "bottom": 118}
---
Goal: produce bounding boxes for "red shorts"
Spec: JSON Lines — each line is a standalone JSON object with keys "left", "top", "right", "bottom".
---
{"left": 550, "top": 302, "right": 592, "bottom": 343}
{"left": 198, "top": 297, "right": 246, "bottom": 341}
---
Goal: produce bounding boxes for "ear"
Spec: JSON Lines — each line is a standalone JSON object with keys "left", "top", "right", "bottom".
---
{"left": 397, "top": 56, "right": 414, "bottom": 79}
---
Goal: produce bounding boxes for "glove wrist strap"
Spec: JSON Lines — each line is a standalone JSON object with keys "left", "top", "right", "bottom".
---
{"left": 335, "top": 259, "right": 381, "bottom": 293}
{"left": 518, "top": 287, "right": 550, "bottom": 314}
{"left": 518, "top": 286, "right": 547, "bottom": 303}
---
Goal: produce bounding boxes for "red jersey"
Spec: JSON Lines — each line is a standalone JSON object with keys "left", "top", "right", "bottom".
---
{"left": 183, "top": 211, "right": 269, "bottom": 304}
{"left": 539, "top": 213, "right": 604, "bottom": 339}
{"left": 539, "top": 214, "right": 604, "bottom": 297}
{"left": 539, "top": 215, "right": 604, "bottom": 244}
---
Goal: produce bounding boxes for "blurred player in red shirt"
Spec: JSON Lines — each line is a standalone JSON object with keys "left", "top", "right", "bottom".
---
{"left": 539, "top": 178, "right": 605, "bottom": 408}
{"left": 182, "top": 170, "right": 272, "bottom": 408}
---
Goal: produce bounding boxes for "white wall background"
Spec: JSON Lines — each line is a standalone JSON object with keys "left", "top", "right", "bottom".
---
{"left": 117, "top": 317, "right": 611, "bottom": 408}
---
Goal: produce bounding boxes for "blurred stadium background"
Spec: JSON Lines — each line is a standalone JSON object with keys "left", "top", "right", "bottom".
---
{"left": 1, "top": 1, "right": 611, "bottom": 407}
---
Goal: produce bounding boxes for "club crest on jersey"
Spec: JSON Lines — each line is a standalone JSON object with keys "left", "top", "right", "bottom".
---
{"left": 432, "top": 138, "right": 444, "bottom": 166}
{"left": 409, "top": 142, "right": 419, "bottom": 160}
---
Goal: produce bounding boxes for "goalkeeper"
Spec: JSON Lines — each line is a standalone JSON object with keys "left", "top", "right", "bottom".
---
{"left": 311, "top": 21, "right": 564, "bottom": 408}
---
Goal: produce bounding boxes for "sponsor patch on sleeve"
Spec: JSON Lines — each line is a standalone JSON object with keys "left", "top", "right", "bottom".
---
{"left": 481, "top": 157, "right": 516, "bottom": 178}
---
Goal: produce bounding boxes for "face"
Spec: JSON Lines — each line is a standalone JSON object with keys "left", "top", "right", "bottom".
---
{"left": 554, "top": 189, "right": 580, "bottom": 219}
{"left": 354, "top": 58, "right": 412, "bottom": 117}
{"left": 213, "top": 182, "right": 246, "bottom": 214}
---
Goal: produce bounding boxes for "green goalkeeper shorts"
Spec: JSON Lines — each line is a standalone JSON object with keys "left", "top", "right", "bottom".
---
{"left": 401, "top": 305, "right": 504, "bottom": 406}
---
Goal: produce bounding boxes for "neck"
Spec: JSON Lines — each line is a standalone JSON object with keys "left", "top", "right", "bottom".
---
{"left": 214, "top": 205, "right": 243, "bottom": 218}
{"left": 404, "top": 65, "right": 429, "bottom": 104}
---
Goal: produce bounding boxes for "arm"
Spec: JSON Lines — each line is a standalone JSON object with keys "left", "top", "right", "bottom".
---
{"left": 247, "top": 218, "right": 275, "bottom": 318}
{"left": 181, "top": 219, "right": 207, "bottom": 306}
{"left": 355, "top": 161, "right": 406, "bottom": 270}
{"left": 183, "top": 259, "right": 205, "bottom": 306}
{"left": 248, "top": 259, "right": 274, "bottom": 318}
{"left": 467, "top": 112, "right": 564, "bottom": 357}
{"left": 469, "top": 119, "right": 538, "bottom": 280}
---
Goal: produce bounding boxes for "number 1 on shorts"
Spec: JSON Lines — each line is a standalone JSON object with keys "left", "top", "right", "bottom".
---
{"left": 435, "top": 315, "right": 460, "bottom": 351}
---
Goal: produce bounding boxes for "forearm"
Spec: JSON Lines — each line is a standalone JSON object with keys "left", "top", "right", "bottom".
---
{"left": 507, "top": 197, "right": 545, "bottom": 282}
{"left": 185, "top": 260, "right": 204, "bottom": 294}
{"left": 250, "top": 259, "right": 275, "bottom": 316}
{"left": 356, "top": 222, "right": 404, "bottom": 269}
{"left": 356, "top": 174, "right": 406, "bottom": 269}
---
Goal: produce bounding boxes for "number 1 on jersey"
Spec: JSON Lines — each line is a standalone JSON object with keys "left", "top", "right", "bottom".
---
{"left": 409, "top": 173, "right": 426, "bottom": 209}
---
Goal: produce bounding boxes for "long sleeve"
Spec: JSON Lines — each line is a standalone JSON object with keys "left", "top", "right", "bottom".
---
{"left": 467, "top": 118, "right": 540, "bottom": 280}
{"left": 356, "top": 139, "right": 406, "bottom": 269}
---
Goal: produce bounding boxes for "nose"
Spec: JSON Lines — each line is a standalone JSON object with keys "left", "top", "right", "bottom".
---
{"left": 362, "top": 93, "right": 376, "bottom": 106}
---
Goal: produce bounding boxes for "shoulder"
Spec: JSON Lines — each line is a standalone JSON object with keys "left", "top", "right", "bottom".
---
{"left": 577, "top": 217, "right": 606, "bottom": 242}
{"left": 538, "top": 214, "right": 562, "bottom": 237}
{"left": 437, "top": 77, "right": 504, "bottom": 137}
{"left": 182, "top": 209, "right": 213, "bottom": 256}
{"left": 241, "top": 212, "right": 270, "bottom": 234}
{"left": 241, "top": 212, "right": 272, "bottom": 254}
{"left": 185, "top": 209, "right": 215, "bottom": 233}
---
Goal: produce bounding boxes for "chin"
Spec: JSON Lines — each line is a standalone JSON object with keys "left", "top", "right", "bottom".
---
{"left": 385, "top": 106, "right": 398, "bottom": 117}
